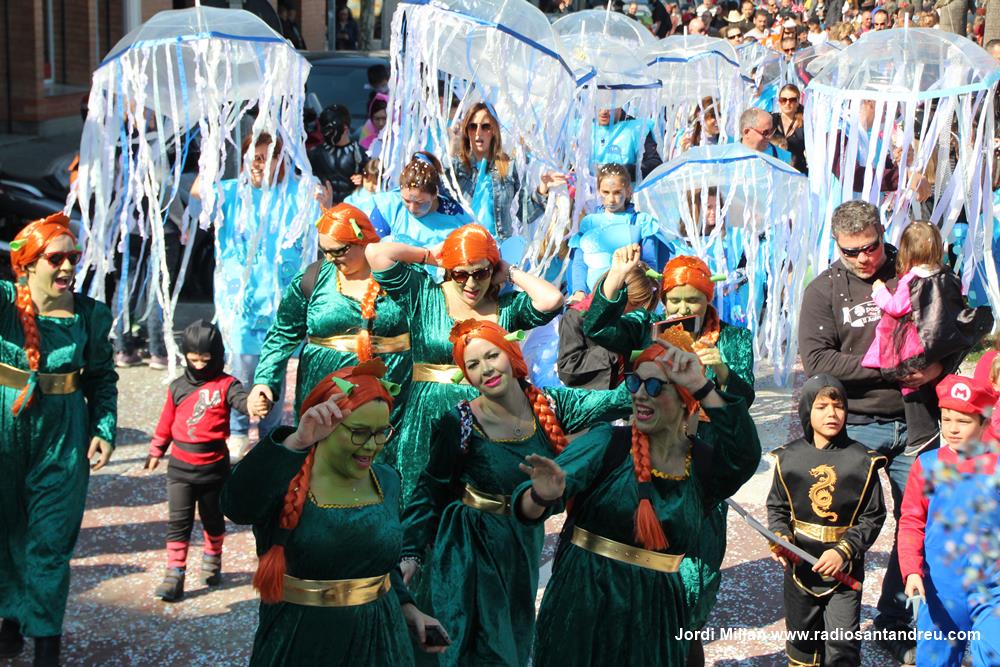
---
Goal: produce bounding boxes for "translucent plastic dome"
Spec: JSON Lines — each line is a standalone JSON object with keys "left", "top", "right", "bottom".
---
{"left": 792, "top": 41, "right": 844, "bottom": 84}
{"left": 646, "top": 35, "right": 744, "bottom": 101}
{"left": 553, "top": 9, "right": 657, "bottom": 78}
{"left": 810, "top": 28, "right": 1000, "bottom": 100}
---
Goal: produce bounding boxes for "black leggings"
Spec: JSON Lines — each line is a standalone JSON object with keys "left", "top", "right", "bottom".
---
{"left": 166, "top": 461, "right": 228, "bottom": 543}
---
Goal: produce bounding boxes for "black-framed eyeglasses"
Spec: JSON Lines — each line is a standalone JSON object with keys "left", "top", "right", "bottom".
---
{"left": 451, "top": 267, "right": 493, "bottom": 284}
{"left": 752, "top": 126, "right": 775, "bottom": 138}
{"left": 342, "top": 424, "right": 395, "bottom": 446}
{"left": 320, "top": 244, "right": 352, "bottom": 260}
{"left": 624, "top": 373, "right": 672, "bottom": 398}
{"left": 838, "top": 238, "right": 881, "bottom": 258}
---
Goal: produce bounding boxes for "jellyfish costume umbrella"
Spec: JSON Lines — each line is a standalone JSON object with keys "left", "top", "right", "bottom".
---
{"left": 645, "top": 36, "right": 752, "bottom": 160}
{"left": 634, "top": 143, "right": 812, "bottom": 384}
{"left": 69, "top": 4, "right": 316, "bottom": 372}
{"left": 791, "top": 41, "right": 844, "bottom": 87}
{"left": 805, "top": 28, "right": 1000, "bottom": 310}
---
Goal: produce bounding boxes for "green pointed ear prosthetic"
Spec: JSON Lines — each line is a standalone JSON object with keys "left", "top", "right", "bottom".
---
{"left": 379, "top": 379, "right": 401, "bottom": 396}
{"left": 629, "top": 350, "right": 644, "bottom": 363}
{"left": 349, "top": 218, "right": 364, "bottom": 240}
{"left": 331, "top": 377, "right": 356, "bottom": 396}
{"left": 644, "top": 268, "right": 663, "bottom": 281}
{"left": 451, "top": 369, "right": 468, "bottom": 384}
{"left": 710, "top": 274, "right": 727, "bottom": 283}
{"left": 504, "top": 330, "right": 526, "bottom": 342}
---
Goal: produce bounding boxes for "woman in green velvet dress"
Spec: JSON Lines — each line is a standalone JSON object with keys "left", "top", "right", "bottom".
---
{"left": 582, "top": 247, "right": 756, "bottom": 647}
{"left": 222, "top": 361, "right": 447, "bottom": 666}
{"left": 365, "top": 223, "right": 564, "bottom": 501}
{"left": 250, "top": 203, "right": 412, "bottom": 425}
{"left": 400, "top": 320, "right": 632, "bottom": 666}
{"left": 0, "top": 214, "right": 117, "bottom": 666}
{"left": 514, "top": 343, "right": 760, "bottom": 666}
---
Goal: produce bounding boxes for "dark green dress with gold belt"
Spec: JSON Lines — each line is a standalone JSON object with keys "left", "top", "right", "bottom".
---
{"left": 221, "top": 427, "right": 416, "bottom": 667}
{"left": 0, "top": 281, "right": 117, "bottom": 638}
{"left": 402, "top": 385, "right": 632, "bottom": 666}
{"left": 514, "top": 392, "right": 760, "bottom": 666}
{"left": 253, "top": 261, "right": 412, "bottom": 421}
{"left": 372, "top": 261, "right": 558, "bottom": 501}
{"left": 581, "top": 275, "right": 757, "bottom": 629}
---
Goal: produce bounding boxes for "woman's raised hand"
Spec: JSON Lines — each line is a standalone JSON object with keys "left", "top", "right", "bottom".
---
{"left": 651, "top": 341, "right": 708, "bottom": 393}
{"left": 602, "top": 244, "right": 642, "bottom": 298}
{"left": 283, "top": 392, "right": 351, "bottom": 451}
{"left": 519, "top": 454, "right": 566, "bottom": 502}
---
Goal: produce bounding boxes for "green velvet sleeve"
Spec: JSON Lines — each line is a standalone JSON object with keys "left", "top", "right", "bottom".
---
{"left": 400, "top": 410, "right": 462, "bottom": 559}
{"left": 512, "top": 423, "right": 615, "bottom": 525}
{"left": 502, "top": 289, "right": 560, "bottom": 331}
{"left": 371, "top": 261, "right": 429, "bottom": 306}
{"left": 81, "top": 297, "right": 118, "bottom": 446}
{"left": 391, "top": 568, "right": 414, "bottom": 607}
{"left": 545, "top": 384, "right": 632, "bottom": 434}
{"left": 699, "top": 391, "right": 762, "bottom": 506}
{"left": 221, "top": 426, "right": 309, "bottom": 526}
{"left": 0, "top": 281, "right": 13, "bottom": 313}
{"left": 714, "top": 324, "right": 755, "bottom": 408}
{"left": 254, "top": 272, "right": 310, "bottom": 394}
{"left": 580, "top": 277, "right": 654, "bottom": 355}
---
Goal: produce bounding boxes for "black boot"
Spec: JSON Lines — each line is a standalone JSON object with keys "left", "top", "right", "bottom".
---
{"left": 200, "top": 554, "right": 222, "bottom": 586}
{"left": 154, "top": 567, "right": 185, "bottom": 602}
{"left": 33, "top": 635, "right": 60, "bottom": 667}
{"left": 0, "top": 618, "right": 23, "bottom": 659}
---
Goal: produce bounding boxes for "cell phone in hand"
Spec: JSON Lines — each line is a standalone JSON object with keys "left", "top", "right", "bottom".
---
{"left": 653, "top": 315, "right": 701, "bottom": 337}
{"left": 423, "top": 625, "right": 452, "bottom": 647}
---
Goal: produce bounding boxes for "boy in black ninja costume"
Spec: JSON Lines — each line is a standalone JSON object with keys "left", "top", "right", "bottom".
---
{"left": 767, "top": 374, "right": 887, "bottom": 666}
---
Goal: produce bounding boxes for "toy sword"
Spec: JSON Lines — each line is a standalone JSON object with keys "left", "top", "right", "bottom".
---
{"left": 725, "top": 499, "right": 862, "bottom": 592}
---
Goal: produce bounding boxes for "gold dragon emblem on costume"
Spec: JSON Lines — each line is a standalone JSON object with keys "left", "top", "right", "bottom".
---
{"left": 808, "top": 465, "right": 839, "bottom": 521}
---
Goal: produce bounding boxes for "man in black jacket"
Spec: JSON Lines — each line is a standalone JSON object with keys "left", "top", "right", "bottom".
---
{"left": 798, "top": 200, "right": 939, "bottom": 665}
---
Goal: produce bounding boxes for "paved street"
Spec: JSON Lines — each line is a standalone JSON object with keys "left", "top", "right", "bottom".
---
{"left": 4, "top": 359, "right": 908, "bottom": 666}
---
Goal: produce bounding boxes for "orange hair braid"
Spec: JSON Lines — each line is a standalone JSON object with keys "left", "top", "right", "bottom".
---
{"left": 9, "top": 212, "right": 78, "bottom": 416}
{"left": 252, "top": 361, "right": 394, "bottom": 602}
{"left": 524, "top": 384, "right": 569, "bottom": 454}
{"left": 440, "top": 224, "right": 500, "bottom": 271}
{"left": 630, "top": 428, "right": 669, "bottom": 550}
{"left": 355, "top": 276, "right": 381, "bottom": 363}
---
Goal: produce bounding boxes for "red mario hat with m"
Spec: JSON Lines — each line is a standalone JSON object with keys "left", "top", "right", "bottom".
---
{"left": 936, "top": 374, "right": 994, "bottom": 416}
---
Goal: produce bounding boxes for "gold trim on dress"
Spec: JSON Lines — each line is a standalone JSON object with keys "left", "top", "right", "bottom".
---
{"left": 461, "top": 484, "right": 511, "bottom": 515}
{"left": 0, "top": 362, "right": 80, "bottom": 395}
{"left": 570, "top": 526, "right": 683, "bottom": 573}
{"left": 412, "top": 363, "right": 470, "bottom": 385}
{"left": 282, "top": 573, "right": 390, "bottom": 607}
{"left": 792, "top": 519, "right": 850, "bottom": 544}
{"left": 307, "top": 332, "right": 410, "bottom": 354}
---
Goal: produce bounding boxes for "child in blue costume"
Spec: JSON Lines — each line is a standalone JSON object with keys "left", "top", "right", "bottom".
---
{"left": 567, "top": 163, "right": 670, "bottom": 301}
{"left": 898, "top": 374, "right": 1000, "bottom": 667}
{"left": 591, "top": 108, "right": 653, "bottom": 174}
{"left": 369, "top": 151, "right": 472, "bottom": 247}
{"left": 343, "top": 158, "right": 380, "bottom": 218}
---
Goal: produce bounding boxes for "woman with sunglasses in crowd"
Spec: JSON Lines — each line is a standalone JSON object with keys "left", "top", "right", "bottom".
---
{"left": 400, "top": 320, "right": 631, "bottom": 666}
{"left": 0, "top": 213, "right": 117, "bottom": 666}
{"left": 249, "top": 204, "right": 412, "bottom": 428}
{"left": 366, "top": 223, "right": 564, "bottom": 501}
{"left": 513, "top": 337, "right": 760, "bottom": 666}
{"left": 223, "top": 361, "right": 448, "bottom": 666}
{"left": 369, "top": 151, "right": 472, "bottom": 248}
{"left": 772, "top": 84, "right": 807, "bottom": 174}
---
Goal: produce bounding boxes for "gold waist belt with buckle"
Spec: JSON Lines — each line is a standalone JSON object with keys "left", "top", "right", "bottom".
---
{"left": 0, "top": 362, "right": 80, "bottom": 395}
{"left": 412, "top": 363, "right": 469, "bottom": 385}
{"left": 462, "top": 484, "right": 512, "bottom": 515}
{"left": 571, "top": 526, "right": 684, "bottom": 574}
{"left": 793, "top": 520, "right": 850, "bottom": 544}
{"left": 282, "top": 572, "right": 391, "bottom": 607}
{"left": 307, "top": 332, "right": 410, "bottom": 354}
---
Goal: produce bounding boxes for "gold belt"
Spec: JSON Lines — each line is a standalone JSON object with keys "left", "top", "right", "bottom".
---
{"left": 282, "top": 572, "right": 391, "bottom": 607}
{"left": 412, "top": 363, "right": 469, "bottom": 385}
{"left": 308, "top": 332, "right": 410, "bottom": 354}
{"left": 793, "top": 520, "right": 850, "bottom": 544}
{"left": 462, "top": 484, "right": 512, "bottom": 515}
{"left": 0, "top": 362, "right": 80, "bottom": 395}
{"left": 571, "top": 526, "right": 684, "bottom": 574}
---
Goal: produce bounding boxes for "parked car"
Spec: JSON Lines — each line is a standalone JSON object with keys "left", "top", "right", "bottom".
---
{"left": 302, "top": 51, "right": 391, "bottom": 129}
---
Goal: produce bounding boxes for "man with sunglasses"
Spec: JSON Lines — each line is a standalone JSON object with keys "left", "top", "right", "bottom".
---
{"left": 738, "top": 108, "right": 794, "bottom": 166}
{"left": 798, "top": 200, "right": 929, "bottom": 665}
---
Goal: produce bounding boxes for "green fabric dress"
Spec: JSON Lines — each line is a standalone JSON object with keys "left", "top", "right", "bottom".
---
{"left": 372, "top": 261, "right": 558, "bottom": 501}
{"left": 402, "top": 385, "right": 632, "bottom": 666}
{"left": 514, "top": 392, "right": 761, "bottom": 666}
{"left": 253, "top": 261, "right": 412, "bottom": 422}
{"left": 0, "top": 281, "right": 117, "bottom": 637}
{"left": 221, "top": 427, "right": 416, "bottom": 667}
{"left": 581, "top": 276, "right": 756, "bottom": 629}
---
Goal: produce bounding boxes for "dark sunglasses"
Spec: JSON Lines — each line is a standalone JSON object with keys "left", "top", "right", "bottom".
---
{"left": 838, "top": 238, "right": 881, "bottom": 258}
{"left": 342, "top": 424, "right": 395, "bottom": 446}
{"left": 468, "top": 122, "right": 493, "bottom": 132}
{"left": 319, "top": 244, "right": 352, "bottom": 260}
{"left": 624, "top": 373, "right": 672, "bottom": 398}
{"left": 451, "top": 267, "right": 493, "bottom": 284}
{"left": 42, "top": 251, "right": 82, "bottom": 267}
{"left": 779, "top": 96, "right": 799, "bottom": 103}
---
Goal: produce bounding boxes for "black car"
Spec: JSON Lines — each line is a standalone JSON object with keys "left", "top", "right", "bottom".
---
{"left": 303, "top": 51, "right": 390, "bottom": 129}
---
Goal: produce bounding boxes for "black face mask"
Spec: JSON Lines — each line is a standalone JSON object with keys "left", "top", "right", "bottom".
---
{"left": 319, "top": 110, "right": 347, "bottom": 145}
{"left": 181, "top": 319, "right": 226, "bottom": 385}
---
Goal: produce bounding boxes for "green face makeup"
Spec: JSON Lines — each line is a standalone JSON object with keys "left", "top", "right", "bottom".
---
{"left": 317, "top": 400, "right": 391, "bottom": 481}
